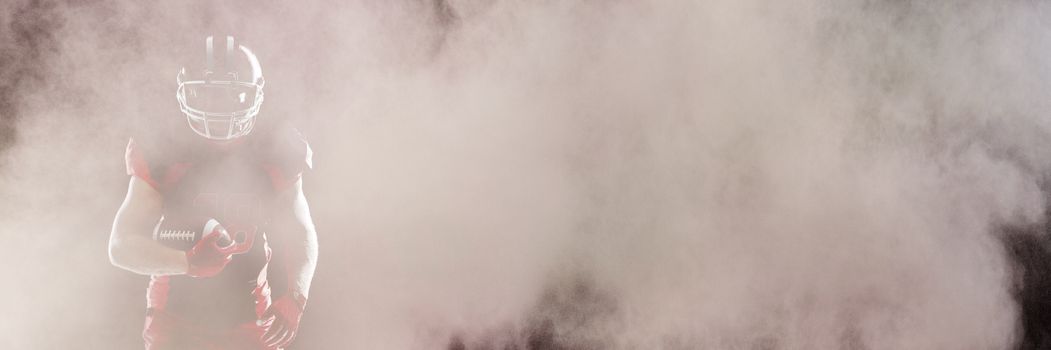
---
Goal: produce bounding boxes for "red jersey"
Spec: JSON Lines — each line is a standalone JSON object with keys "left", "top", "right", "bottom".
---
{"left": 125, "top": 127, "right": 312, "bottom": 330}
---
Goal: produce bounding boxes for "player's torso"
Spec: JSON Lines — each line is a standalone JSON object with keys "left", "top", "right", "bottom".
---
{"left": 163, "top": 146, "right": 275, "bottom": 240}
{"left": 156, "top": 142, "right": 278, "bottom": 327}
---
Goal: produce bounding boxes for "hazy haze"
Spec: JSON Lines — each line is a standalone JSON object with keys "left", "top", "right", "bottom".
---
{"left": 2, "top": 0, "right": 1051, "bottom": 349}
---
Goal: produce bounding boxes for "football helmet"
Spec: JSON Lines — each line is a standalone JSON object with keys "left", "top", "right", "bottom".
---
{"left": 176, "top": 35, "right": 265, "bottom": 140}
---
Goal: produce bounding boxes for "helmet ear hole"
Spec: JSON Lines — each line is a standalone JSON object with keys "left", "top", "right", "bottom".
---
{"left": 256, "top": 76, "right": 265, "bottom": 88}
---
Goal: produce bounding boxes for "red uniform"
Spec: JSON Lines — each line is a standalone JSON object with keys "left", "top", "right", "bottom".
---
{"left": 126, "top": 127, "right": 311, "bottom": 350}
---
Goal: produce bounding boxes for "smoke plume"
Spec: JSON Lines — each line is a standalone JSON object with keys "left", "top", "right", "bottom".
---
{"left": 2, "top": 0, "right": 1051, "bottom": 349}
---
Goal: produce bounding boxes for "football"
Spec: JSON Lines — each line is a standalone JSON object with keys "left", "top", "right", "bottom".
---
{"left": 153, "top": 215, "right": 233, "bottom": 251}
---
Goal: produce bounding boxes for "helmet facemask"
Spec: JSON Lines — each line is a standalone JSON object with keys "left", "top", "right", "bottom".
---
{"left": 176, "top": 36, "right": 265, "bottom": 141}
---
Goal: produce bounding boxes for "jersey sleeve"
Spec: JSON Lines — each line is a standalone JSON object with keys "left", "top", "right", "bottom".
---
{"left": 263, "top": 129, "right": 313, "bottom": 192}
{"left": 125, "top": 138, "right": 160, "bottom": 189}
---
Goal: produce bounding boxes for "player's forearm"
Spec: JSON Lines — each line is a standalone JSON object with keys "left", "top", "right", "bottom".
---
{"left": 275, "top": 179, "right": 319, "bottom": 298}
{"left": 283, "top": 229, "right": 318, "bottom": 297}
{"left": 109, "top": 235, "right": 188, "bottom": 276}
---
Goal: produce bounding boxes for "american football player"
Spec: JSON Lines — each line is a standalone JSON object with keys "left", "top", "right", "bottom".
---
{"left": 108, "top": 35, "right": 318, "bottom": 350}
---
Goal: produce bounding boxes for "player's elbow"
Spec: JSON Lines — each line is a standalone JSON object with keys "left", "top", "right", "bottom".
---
{"left": 108, "top": 240, "right": 124, "bottom": 268}
{"left": 108, "top": 237, "right": 132, "bottom": 269}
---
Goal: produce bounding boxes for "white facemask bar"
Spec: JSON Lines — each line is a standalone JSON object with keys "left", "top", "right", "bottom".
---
{"left": 176, "top": 79, "right": 265, "bottom": 140}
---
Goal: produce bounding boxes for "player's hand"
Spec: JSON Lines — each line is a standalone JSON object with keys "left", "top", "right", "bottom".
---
{"left": 185, "top": 219, "right": 253, "bottom": 278}
{"left": 261, "top": 294, "right": 306, "bottom": 348}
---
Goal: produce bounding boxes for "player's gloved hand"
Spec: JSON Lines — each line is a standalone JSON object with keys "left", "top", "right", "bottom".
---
{"left": 261, "top": 292, "right": 306, "bottom": 348}
{"left": 185, "top": 219, "right": 254, "bottom": 278}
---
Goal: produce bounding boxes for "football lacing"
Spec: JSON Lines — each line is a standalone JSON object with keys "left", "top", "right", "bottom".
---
{"left": 158, "top": 229, "right": 196, "bottom": 241}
